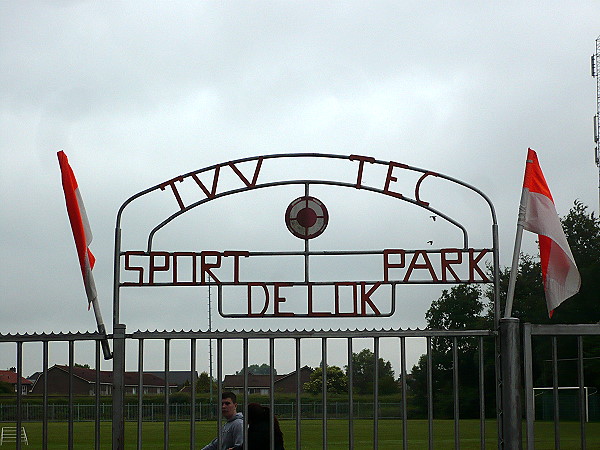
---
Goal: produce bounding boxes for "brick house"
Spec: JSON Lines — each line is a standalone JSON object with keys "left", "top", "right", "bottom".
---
{"left": 30, "top": 365, "right": 178, "bottom": 396}
{"left": 223, "top": 366, "right": 313, "bottom": 395}
{"left": 0, "top": 368, "right": 33, "bottom": 395}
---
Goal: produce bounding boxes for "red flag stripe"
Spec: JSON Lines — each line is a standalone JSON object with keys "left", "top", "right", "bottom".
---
{"left": 523, "top": 148, "right": 553, "bottom": 200}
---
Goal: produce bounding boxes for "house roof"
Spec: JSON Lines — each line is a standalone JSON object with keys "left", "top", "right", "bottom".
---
{"left": 222, "top": 367, "right": 314, "bottom": 389}
{"left": 272, "top": 365, "right": 313, "bottom": 384}
{"left": 0, "top": 370, "right": 32, "bottom": 385}
{"left": 27, "top": 372, "right": 42, "bottom": 383}
{"left": 223, "top": 373, "right": 286, "bottom": 388}
{"left": 52, "top": 365, "right": 177, "bottom": 387}
{"left": 146, "top": 371, "right": 198, "bottom": 386}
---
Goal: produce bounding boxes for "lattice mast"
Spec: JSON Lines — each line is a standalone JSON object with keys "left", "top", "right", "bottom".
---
{"left": 593, "top": 35, "right": 600, "bottom": 211}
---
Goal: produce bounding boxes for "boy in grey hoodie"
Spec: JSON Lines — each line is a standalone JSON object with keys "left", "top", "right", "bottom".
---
{"left": 202, "top": 392, "right": 244, "bottom": 450}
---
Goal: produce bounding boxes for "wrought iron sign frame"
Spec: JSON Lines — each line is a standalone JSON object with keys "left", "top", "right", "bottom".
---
{"left": 113, "top": 153, "right": 500, "bottom": 328}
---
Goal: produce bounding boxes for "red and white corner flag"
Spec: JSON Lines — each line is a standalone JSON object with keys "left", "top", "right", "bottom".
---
{"left": 57, "top": 151, "right": 97, "bottom": 309}
{"left": 504, "top": 148, "right": 581, "bottom": 318}
{"left": 57, "top": 151, "right": 112, "bottom": 359}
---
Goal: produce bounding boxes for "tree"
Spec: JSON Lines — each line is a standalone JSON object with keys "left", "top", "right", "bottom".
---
{"left": 427, "top": 284, "right": 490, "bottom": 330}
{"left": 196, "top": 371, "right": 217, "bottom": 393}
{"left": 346, "top": 349, "right": 398, "bottom": 395}
{"left": 427, "top": 284, "right": 490, "bottom": 356}
{"left": 486, "top": 254, "right": 547, "bottom": 324}
{"left": 0, "top": 381, "right": 12, "bottom": 394}
{"left": 303, "top": 366, "right": 348, "bottom": 394}
{"left": 236, "top": 364, "right": 276, "bottom": 376}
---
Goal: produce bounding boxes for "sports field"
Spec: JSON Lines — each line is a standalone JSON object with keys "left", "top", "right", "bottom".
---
{"left": 1, "top": 419, "right": 598, "bottom": 448}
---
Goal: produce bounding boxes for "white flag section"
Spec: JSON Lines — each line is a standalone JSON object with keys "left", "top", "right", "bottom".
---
{"left": 504, "top": 148, "right": 581, "bottom": 318}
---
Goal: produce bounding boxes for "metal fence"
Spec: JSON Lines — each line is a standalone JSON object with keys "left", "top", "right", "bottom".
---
{"left": 3, "top": 327, "right": 504, "bottom": 449}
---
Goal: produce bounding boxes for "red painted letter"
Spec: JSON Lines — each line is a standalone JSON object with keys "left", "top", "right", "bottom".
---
{"left": 403, "top": 251, "right": 439, "bottom": 282}
{"left": 247, "top": 283, "right": 269, "bottom": 316}
{"left": 124, "top": 251, "right": 145, "bottom": 285}
{"left": 149, "top": 252, "right": 170, "bottom": 284}
{"left": 383, "top": 249, "right": 405, "bottom": 282}
{"left": 273, "top": 283, "right": 294, "bottom": 317}
{"left": 159, "top": 177, "right": 185, "bottom": 210}
{"left": 441, "top": 249, "right": 462, "bottom": 282}
{"left": 469, "top": 249, "right": 490, "bottom": 282}
{"left": 349, "top": 155, "right": 375, "bottom": 189}
{"left": 201, "top": 251, "right": 222, "bottom": 283}
{"left": 383, "top": 161, "right": 408, "bottom": 199}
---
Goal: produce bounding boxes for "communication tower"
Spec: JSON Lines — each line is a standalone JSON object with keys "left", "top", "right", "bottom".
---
{"left": 593, "top": 35, "right": 600, "bottom": 209}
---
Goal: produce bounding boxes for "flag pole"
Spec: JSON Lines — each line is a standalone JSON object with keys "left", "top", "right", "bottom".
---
{"left": 86, "top": 267, "right": 113, "bottom": 360}
{"left": 92, "top": 301, "right": 113, "bottom": 360}
{"left": 504, "top": 187, "right": 529, "bottom": 318}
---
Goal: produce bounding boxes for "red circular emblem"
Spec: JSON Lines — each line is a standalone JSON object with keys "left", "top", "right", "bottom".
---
{"left": 285, "top": 196, "right": 329, "bottom": 239}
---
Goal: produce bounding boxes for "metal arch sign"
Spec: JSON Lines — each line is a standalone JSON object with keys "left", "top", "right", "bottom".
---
{"left": 113, "top": 153, "right": 500, "bottom": 325}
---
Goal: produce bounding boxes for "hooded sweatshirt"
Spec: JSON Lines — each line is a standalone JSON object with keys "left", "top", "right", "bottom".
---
{"left": 202, "top": 412, "right": 244, "bottom": 450}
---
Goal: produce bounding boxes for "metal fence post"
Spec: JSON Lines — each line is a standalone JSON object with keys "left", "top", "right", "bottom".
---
{"left": 112, "top": 324, "right": 126, "bottom": 449}
{"left": 500, "top": 318, "right": 522, "bottom": 449}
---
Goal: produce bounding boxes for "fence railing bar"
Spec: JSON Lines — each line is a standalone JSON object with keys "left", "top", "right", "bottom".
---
{"left": 427, "top": 336, "right": 433, "bottom": 450}
{"left": 453, "top": 336, "right": 460, "bottom": 450}
{"left": 129, "top": 329, "right": 494, "bottom": 340}
{"left": 95, "top": 340, "right": 101, "bottom": 450}
{"left": 322, "top": 337, "right": 327, "bottom": 450}
{"left": 16, "top": 341, "right": 22, "bottom": 450}
{"left": 374, "top": 337, "right": 379, "bottom": 449}
{"left": 68, "top": 340, "right": 74, "bottom": 450}
{"left": 347, "top": 337, "right": 354, "bottom": 450}
{"left": 296, "top": 337, "right": 302, "bottom": 450}
{"left": 577, "top": 335, "right": 586, "bottom": 449}
{"left": 137, "top": 338, "right": 144, "bottom": 450}
{"left": 0, "top": 331, "right": 104, "bottom": 343}
{"left": 164, "top": 338, "right": 170, "bottom": 450}
{"left": 495, "top": 331, "right": 503, "bottom": 448}
{"left": 400, "top": 337, "right": 407, "bottom": 450}
{"left": 478, "top": 336, "right": 485, "bottom": 450}
{"left": 270, "top": 338, "right": 275, "bottom": 450}
{"left": 523, "top": 324, "right": 534, "bottom": 450}
{"left": 217, "top": 338, "right": 223, "bottom": 450}
{"left": 43, "top": 340, "right": 48, "bottom": 450}
{"left": 190, "top": 338, "right": 197, "bottom": 448}
{"left": 243, "top": 338, "right": 249, "bottom": 450}
{"left": 527, "top": 324, "right": 600, "bottom": 335}
{"left": 552, "top": 336, "right": 560, "bottom": 450}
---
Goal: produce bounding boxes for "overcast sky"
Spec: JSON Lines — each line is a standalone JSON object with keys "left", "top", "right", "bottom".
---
{"left": 1, "top": 2, "right": 599, "bottom": 376}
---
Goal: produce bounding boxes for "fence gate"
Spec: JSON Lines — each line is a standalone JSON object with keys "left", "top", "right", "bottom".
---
{"left": 110, "top": 153, "right": 505, "bottom": 449}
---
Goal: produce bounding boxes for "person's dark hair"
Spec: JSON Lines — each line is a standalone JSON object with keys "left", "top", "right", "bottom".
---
{"left": 222, "top": 391, "right": 237, "bottom": 403}
{"left": 246, "top": 403, "right": 284, "bottom": 448}
{"left": 247, "top": 402, "right": 267, "bottom": 424}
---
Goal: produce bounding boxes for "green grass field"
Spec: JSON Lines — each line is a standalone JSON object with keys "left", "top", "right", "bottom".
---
{"left": 1, "top": 419, "right": 598, "bottom": 448}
